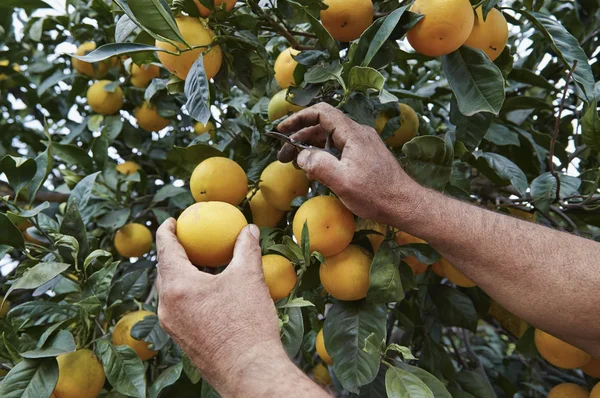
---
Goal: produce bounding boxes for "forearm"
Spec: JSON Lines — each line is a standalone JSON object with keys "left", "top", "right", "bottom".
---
{"left": 389, "top": 187, "right": 600, "bottom": 355}
{"left": 215, "top": 343, "right": 330, "bottom": 398}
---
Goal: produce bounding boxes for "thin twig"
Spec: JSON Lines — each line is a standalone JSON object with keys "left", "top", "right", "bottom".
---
{"left": 566, "top": 144, "right": 588, "bottom": 164}
{"left": 449, "top": 330, "right": 467, "bottom": 368}
{"left": 145, "top": 282, "right": 157, "bottom": 306}
{"left": 548, "top": 61, "right": 578, "bottom": 203}
{"left": 550, "top": 205, "right": 579, "bottom": 233}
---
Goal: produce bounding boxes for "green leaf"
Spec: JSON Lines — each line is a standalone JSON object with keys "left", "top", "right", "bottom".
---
{"left": 450, "top": 97, "right": 493, "bottom": 151}
{"left": 21, "top": 330, "right": 76, "bottom": 358}
{"left": 455, "top": 369, "right": 495, "bottom": 398}
{"left": 105, "top": 116, "right": 124, "bottom": 141}
{"left": 347, "top": 66, "right": 385, "bottom": 94}
{"left": 518, "top": 10, "right": 595, "bottom": 101}
{"left": 52, "top": 143, "right": 93, "bottom": 172}
{"left": 472, "top": 152, "right": 528, "bottom": 197}
{"left": 301, "top": 220, "right": 310, "bottom": 265}
{"left": 394, "top": 362, "right": 452, "bottom": 398}
{"left": 281, "top": 307, "right": 304, "bottom": 357}
{"left": 367, "top": 240, "right": 404, "bottom": 304}
{"left": 97, "top": 340, "right": 147, "bottom": 398}
{"left": 108, "top": 269, "right": 149, "bottom": 304}
{"left": 152, "top": 185, "right": 188, "bottom": 204}
{"left": 324, "top": 300, "right": 387, "bottom": 393}
{"left": 483, "top": 123, "right": 520, "bottom": 146}
{"left": 0, "top": 213, "right": 25, "bottom": 249}
{"left": 430, "top": 285, "right": 478, "bottom": 331}
{"left": 201, "top": 380, "right": 221, "bottom": 398}
{"left": 508, "top": 68, "right": 555, "bottom": 91}
{"left": 149, "top": 363, "right": 183, "bottom": 398}
{"left": 6, "top": 262, "right": 70, "bottom": 299}
{"left": 26, "top": 138, "right": 53, "bottom": 204}
{"left": 361, "top": 5, "right": 411, "bottom": 67}
{"left": 276, "top": 297, "right": 315, "bottom": 309}
{"left": 60, "top": 201, "right": 89, "bottom": 264}
{"left": 0, "top": 0, "right": 51, "bottom": 9}
{"left": 401, "top": 135, "right": 453, "bottom": 190}
{"left": 38, "top": 71, "right": 76, "bottom": 96}
{"left": 68, "top": 171, "right": 100, "bottom": 211}
{"left": 185, "top": 55, "right": 211, "bottom": 124}
{"left": 182, "top": 353, "right": 202, "bottom": 384}
{"left": 0, "top": 358, "right": 58, "bottom": 398}
{"left": 385, "top": 365, "right": 434, "bottom": 398}
{"left": 71, "top": 43, "right": 166, "bottom": 63}
{"left": 304, "top": 61, "right": 344, "bottom": 87}
{"left": 131, "top": 314, "right": 171, "bottom": 351}
{"left": 98, "top": 208, "right": 131, "bottom": 230}
{"left": 115, "top": 14, "right": 139, "bottom": 42}
{"left": 530, "top": 172, "right": 581, "bottom": 213}
{"left": 127, "top": 0, "right": 187, "bottom": 44}
{"left": 582, "top": 103, "right": 600, "bottom": 151}
{"left": 304, "top": 11, "right": 339, "bottom": 58}
{"left": 442, "top": 46, "right": 505, "bottom": 116}
{"left": 1, "top": 156, "right": 37, "bottom": 197}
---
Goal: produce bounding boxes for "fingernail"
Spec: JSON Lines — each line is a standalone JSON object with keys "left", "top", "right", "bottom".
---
{"left": 296, "top": 150, "right": 308, "bottom": 168}
{"left": 249, "top": 224, "right": 260, "bottom": 239}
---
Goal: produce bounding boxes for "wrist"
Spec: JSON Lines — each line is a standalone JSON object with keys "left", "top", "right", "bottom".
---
{"left": 384, "top": 175, "right": 429, "bottom": 230}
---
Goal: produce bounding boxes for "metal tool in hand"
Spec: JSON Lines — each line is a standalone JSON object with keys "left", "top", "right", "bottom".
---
{"left": 264, "top": 131, "right": 341, "bottom": 159}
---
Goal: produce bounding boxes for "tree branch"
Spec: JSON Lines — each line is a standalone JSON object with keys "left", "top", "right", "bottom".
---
{"left": 549, "top": 61, "right": 577, "bottom": 203}
{"left": 0, "top": 181, "right": 69, "bottom": 203}
{"left": 550, "top": 205, "right": 579, "bottom": 234}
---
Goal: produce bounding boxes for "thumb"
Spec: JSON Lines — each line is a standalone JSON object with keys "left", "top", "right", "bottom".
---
{"left": 225, "top": 224, "right": 262, "bottom": 274}
{"left": 297, "top": 149, "right": 343, "bottom": 188}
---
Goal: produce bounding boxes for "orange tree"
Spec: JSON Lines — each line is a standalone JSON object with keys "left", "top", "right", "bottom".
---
{"left": 0, "top": 0, "right": 599, "bottom": 396}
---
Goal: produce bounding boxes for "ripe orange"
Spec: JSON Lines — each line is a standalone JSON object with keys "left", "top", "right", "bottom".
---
{"left": 248, "top": 190, "right": 285, "bottom": 228}
{"left": 130, "top": 63, "right": 160, "bottom": 88}
{"left": 407, "top": 0, "right": 474, "bottom": 57}
{"left": 547, "top": 383, "right": 589, "bottom": 398}
{"left": 395, "top": 231, "right": 428, "bottom": 275}
{"left": 259, "top": 161, "right": 309, "bottom": 211}
{"left": 262, "top": 254, "right": 297, "bottom": 301}
{"left": 194, "top": 0, "right": 237, "bottom": 17}
{"left": 320, "top": 0, "right": 374, "bottom": 42}
{"left": 592, "top": 382, "right": 600, "bottom": 398}
{"left": 268, "top": 89, "right": 305, "bottom": 121}
{"left": 320, "top": 245, "right": 371, "bottom": 301}
{"left": 134, "top": 102, "right": 170, "bottom": 132}
{"left": 156, "top": 16, "right": 222, "bottom": 80}
{"left": 464, "top": 7, "right": 508, "bottom": 61}
{"left": 116, "top": 161, "right": 141, "bottom": 175}
{"left": 112, "top": 310, "right": 158, "bottom": 360}
{"left": 53, "top": 349, "right": 105, "bottom": 398}
{"left": 194, "top": 121, "right": 216, "bottom": 139}
{"left": 581, "top": 357, "right": 600, "bottom": 378}
{"left": 316, "top": 329, "right": 333, "bottom": 365}
{"left": 114, "top": 223, "right": 153, "bottom": 258}
{"left": 534, "top": 329, "right": 591, "bottom": 369}
{"left": 190, "top": 157, "right": 248, "bottom": 205}
{"left": 274, "top": 47, "right": 300, "bottom": 88}
{"left": 439, "top": 257, "right": 475, "bottom": 287}
{"left": 87, "top": 80, "right": 123, "bottom": 115}
{"left": 313, "top": 363, "right": 332, "bottom": 385}
{"left": 72, "top": 42, "right": 114, "bottom": 78}
{"left": 431, "top": 260, "right": 445, "bottom": 277}
{"left": 375, "top": 103, "right": 419, "bottom": 148}
{"left": 177, "top": 202, "right": 248, "bottom": 267}
{"left": 293, "top": 196, "right": 355, "bottom": 257}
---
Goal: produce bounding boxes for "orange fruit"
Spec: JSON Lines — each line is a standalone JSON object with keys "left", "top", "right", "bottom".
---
{"left": 547, "top": 383, "right": 589, "bottom": 398}
{"left": 320, "top": 0, "right": 374, "bottom": 42}
{"left": 260, "top": 161, "right": 309, "bottom": 211}
{"left": 112, "top": 310, "right": 158, "bottom": 360}
{"left": 375, "top": 103, "right": 419, "bottom": 148}
{"left": 248, "top": 190, "right": 285, "bottom": 228}
{"left": 534, "top": 329, "right": 591, "bottom": 369}
{"left": 581, "top": 357, "right": 600, "bottom": 378}
{"left": 194, "top": 121, "right": 216, "bottom": 139}
{"left": 316, "top": 329, "right": 333, "bottom": 365}
{"left": 274, "top": 47, "right": 300, "bottom": 88}
{"left": 156, "top": 16, "right": 222, "bottom": 80}
{"left": 87, "top": 80, "right": 123, "bottom": 115}
{"left": 464, "top": 7, "right": 508, "bottom": 61}
{"left": 130, "top": 63, "right": 160, "bottom": 88}
{"left": 262, "top": 254, "right": 297, "bottom": 301}
{"left": 293, "top": 196, "right": 355, "bottom": 257}
{"left": 395, "top": 232, "right": 428, "bottom": 275}
{"left": 320, "top": 245, "right": 371, "bottom": 301}
{"left": 439, "top": 257, "right": 475, "bottom": 287}
{"left": 592, "top": 382, "right": 600, "bottom": 398}
{"left": 313, "top": 363, "right": 332, "bottom": 385}
{"left": 53, "top": 349, "right": 105, "bottom": 398}
{"left": 268, "top": 89, "right": 305, "bottom": 121}
{"left": 135, "top": 102, "right": 170, "bottom": 132}
{"left": 116, "top": 161, "right": 141, "bottom": 175}
{"left": 114, "top": 223, "right": 153, "bottom": 258}
{"left": 193, "top": 0, "right": 237, "bottom": 17}
{"left": 190, "top": 157, "right": 248, "bottom": 205}
{"left": 407, "top": 0, "right": 474, "bottom": 57}
{"left": 72, "top": 41, "right": 114, "bottom": 78}
{"left": 177, "top": 202, "right": 248, "bottom": 267}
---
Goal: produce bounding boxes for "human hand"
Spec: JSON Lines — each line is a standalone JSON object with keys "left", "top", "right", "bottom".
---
{"left": 277, "top": 102, "right": 424, "bottom": 224}
{"left": 155, "top": 219, "right": 287, "bottom": 395}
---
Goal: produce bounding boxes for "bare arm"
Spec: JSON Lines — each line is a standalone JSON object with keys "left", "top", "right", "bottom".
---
{"left": 277, "top": 103, "right": 600, "bottom": 357}
{"left": 156, "top": 220, "right": 330, "bottom": 398}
